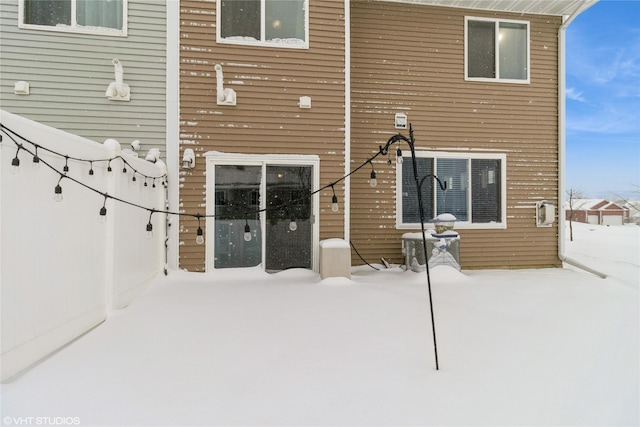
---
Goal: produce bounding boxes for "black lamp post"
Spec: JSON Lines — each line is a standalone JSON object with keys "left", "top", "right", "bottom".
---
{"left": 378, "top": 124, "right": 445, "bottom": 371}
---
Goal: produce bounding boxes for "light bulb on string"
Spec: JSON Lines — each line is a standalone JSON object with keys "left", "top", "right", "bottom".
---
{"left": 10, "top": 146, "right": 21, "bottom": 174}
{"left": 145, "top": 211, "right": 154, "bottom": 239}
{"left": 132, "top": 172, "right": 137, "bottom": 182}
{"left": 88, "top": 162, "right": 95, "bottom": 180}
{"left": 195, "top": 214, "right": 205, "bottom": 245}
{"left": 144, "top": 178, "right": 148, "bottom": 187}
{"left": 107, "top": 160, "right": 113, "bottom": 176}
{"left": 289, "top": 217, "right": 298, "bottom": 232}
{"left": 244, "top": 218, "right": 252, "bottom": 242}
{"left": 63, "top": 156, "right": 70, "bottom": 174}
{"left": 98, "top": 194, "right": 108, "bottom": 223}
{"left": 54, "top": 177, "right": 64, "bottom": 203}
{"left": 369, "top": 162, "right": 378, "bottom": 187}
{"left": 331, "top": 185, "right": 339, "bottom": 212}
{"left": 396, "top": 147, "right": 403, "bottom": 164}
{"left": 32, "top": 146, "right": 41, "bottom": 170}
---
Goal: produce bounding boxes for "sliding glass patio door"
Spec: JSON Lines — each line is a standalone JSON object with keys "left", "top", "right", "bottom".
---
{"left": 208, "top": 156, "right": 317, "bottom": 272}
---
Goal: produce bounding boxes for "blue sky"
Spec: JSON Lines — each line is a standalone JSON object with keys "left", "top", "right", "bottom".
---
{"left": 565, "top": 0, "right": 640, "bottom": 199}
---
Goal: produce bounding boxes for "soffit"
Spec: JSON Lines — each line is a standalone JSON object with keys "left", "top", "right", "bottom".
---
{"left": 378, "top": 0, "right": 597, "bottom": 18}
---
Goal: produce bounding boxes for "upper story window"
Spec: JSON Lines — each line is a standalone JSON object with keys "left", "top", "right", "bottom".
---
{"left": 397, "top": 151, "right": 507, "bottom": 229}
{"left": 218, "top": 0, "right": 308, "bottom": 49}
{"left": 465, "top": 17, "right": 529, "bottom": 83}
{"left": 20, "top": 0, "right": 127, "bottom": 36}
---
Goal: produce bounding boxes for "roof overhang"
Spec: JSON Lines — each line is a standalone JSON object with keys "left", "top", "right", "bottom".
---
{"left": 379, "top": 0, "right": 597, "bottom": 19}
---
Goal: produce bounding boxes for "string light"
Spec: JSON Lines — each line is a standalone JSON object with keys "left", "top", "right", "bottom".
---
{"left": 11, "top": 145, "right": 21, "bottom": 174}
{"left": 32, "top": 146, "right": 41, "bottom": 170}
{"left": 195, "top": 214, "right": 204, "bottom": 245}
{"left": 54, "top": 176, "right": 64, "bottom": 202}
{"left": 289, "top": 216, "right": 297, "bottom": 232}
{"left": 2, "top": 122, "right": 443, "bottom": 249}
{"left": 244, "top": 218, "right": 252, "bottom": 242}
{"left": 145, "top": 211, "right": 154, "bottom": 239}
{"left": 369, "top": 161, "right": 377, "bottom": 188}
{"left": 331, "top": 185, "right": 339, "bottom": 212}
{"left": 98, "top": 194, "right": 108, "bottom": 223}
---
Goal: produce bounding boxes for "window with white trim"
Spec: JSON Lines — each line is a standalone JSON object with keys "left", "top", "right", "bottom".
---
{"left": 218, "top": 0, "right": 308, "bottom": 48}
{"left": 397, "top": 152, "right": 506, "bottom": 228}
{"left": 465, "top": 17, "right": 529, "bottom": 83}
{"left": 20, "top": 0, "right": 126, "bottom": 35}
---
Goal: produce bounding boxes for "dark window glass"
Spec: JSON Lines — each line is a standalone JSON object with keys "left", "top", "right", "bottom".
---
{"left": 24, "top": 0, "right": 71, "bottom": 26}
{"left": 220, "top": 0, "right": 260, "bottom": 40}
{"left": 468, "top": 20, "right": 495, "bottom": 78}
{"left": 471, "top": 159, "right": 501, "bottom": 223}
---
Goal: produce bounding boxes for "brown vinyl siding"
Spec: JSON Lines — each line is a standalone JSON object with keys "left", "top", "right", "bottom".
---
{"left": 179, "top": 0, "right": 346, "bottom": 271}
{"left": 350, "top": 1, "right": 562, "bottom": 269}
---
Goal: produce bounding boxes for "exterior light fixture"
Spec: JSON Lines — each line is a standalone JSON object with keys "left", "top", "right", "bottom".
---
{"left": 182, "top": 148, "right": 195, "bottom": 169}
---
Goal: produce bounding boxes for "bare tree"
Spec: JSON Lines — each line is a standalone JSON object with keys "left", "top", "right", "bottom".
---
{"left": 566, "top": 188, "right": 584, "bottom": 241}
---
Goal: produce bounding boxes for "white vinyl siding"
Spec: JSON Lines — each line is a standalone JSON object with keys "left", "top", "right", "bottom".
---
{"left": 1, "top": 0, "right": 166, "bottom": 155}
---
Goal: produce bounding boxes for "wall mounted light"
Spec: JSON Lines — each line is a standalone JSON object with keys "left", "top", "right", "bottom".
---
{"left": 182, "top": 148, "right": 195, "bottom": 169}
{"left": 214, "top": 64, "right": 236, "bottom": 106}
{"left": 105, "top": 59, "right": 131, "bottom": 101}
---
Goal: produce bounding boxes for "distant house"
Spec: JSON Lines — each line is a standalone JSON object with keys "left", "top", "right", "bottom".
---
{"left": 0, "top": 0, "right": 168, "bottom": 157}
{"left": 177, "top": 0, "right": 597, "bottom": 272}
{"left": 565, "top": 199, "right": 628, "bottom": 226}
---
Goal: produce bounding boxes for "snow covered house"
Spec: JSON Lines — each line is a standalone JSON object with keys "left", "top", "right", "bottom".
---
{"left": 176, "top": 0, "right": 597, "bottom": 272}
{"left": 0, "top": 0, "right": 168, "bottom": 157}
{"left": 566, "top": 199, "right": 628, "bottom": 226}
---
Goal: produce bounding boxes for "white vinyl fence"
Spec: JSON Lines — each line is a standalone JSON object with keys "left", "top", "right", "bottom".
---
{"left": 0, "top": 110, "right": 166, "bottom": 382}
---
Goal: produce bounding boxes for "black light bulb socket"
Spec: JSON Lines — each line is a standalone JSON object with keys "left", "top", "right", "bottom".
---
{"left": 99, "top": 206, "right": 107, "bottom": 216}
{"left": 370, "top": 170, "right": 376, "bottom": 180}
{"left": 332, "top": 194, "right": 338, "bottom": 204}
{"left": 197, "top": 226, "right": 203, "bottom": 237}
{"left": 11, "top": 157, "right": 20, "bottom": 167}
{"left": 244, "top": 223, "right": 251, "bottom": 233}
{"left": 54, "top": 184, "right": 62, "bottom": 194}
{"left": 146, "top": 222, "right": 153, "bottom": 232}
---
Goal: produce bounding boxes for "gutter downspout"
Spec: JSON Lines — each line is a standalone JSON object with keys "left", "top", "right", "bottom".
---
{"left": 558, "top": 0, "right": 605, "bottom": 279}
{"left": 166, "top": 0, "right": 180, "bottom": 271}
{"left": 344, "top": 0, "right": 351, "bottom": 241}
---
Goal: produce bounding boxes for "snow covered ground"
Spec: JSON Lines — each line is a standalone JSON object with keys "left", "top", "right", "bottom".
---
{"left": 2, "top": 222, "right": 638, "bottom": 426}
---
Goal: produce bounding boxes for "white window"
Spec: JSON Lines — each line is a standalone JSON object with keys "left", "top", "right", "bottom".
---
{"left": 397, "top": 152, "right": 507, "bottom": 229}
{"left": 20, "top": 0, "right": 127, "bottom": 36}
{"left": 465, "top": 17, "right": 529, "bottom": 83}
{"left": 217, "top": 0, "right": 308, "bottom": 49}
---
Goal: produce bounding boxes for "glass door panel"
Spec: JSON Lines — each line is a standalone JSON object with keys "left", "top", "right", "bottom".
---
{"left": 265, "top": 165, "right": 313, "bottom": 271}
{"left": 214, "top": 165, "right": 262, "bottom": 268}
